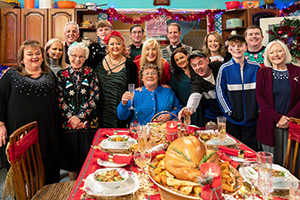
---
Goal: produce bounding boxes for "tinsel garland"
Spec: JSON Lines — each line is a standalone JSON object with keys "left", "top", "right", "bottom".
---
{"left": 268, "top": 18, "right": 300, "bottom": 62}
{"left": 280, "top": 4, "right": 300, "bottom": 16}
{"left": 97, "top": 7, "right": 224, "bottom": 32}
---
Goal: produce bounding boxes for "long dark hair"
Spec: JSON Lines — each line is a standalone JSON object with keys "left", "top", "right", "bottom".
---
{"left": 171, "top": 47, "right": 188, "bottom": 81}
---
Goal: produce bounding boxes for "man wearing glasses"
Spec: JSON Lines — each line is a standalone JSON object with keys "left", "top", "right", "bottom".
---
{"left": 128, "top": 24, "right": 144, "bottom": 61}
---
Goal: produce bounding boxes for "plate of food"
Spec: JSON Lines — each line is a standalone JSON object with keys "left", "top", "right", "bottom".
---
{"left": 84, "top": 169, "right": 139, "bottom": 197}
{"left": 148, "top": 136, "right": 242, "bottom": 199}
{"left": 206, "top": 136, "right": 236, "bottom": 146}
{"left": 101, "top": 137, "right": 137, "bottom": 150}
{"left": 239, "top": 164, "right": 295, "bottom": 190}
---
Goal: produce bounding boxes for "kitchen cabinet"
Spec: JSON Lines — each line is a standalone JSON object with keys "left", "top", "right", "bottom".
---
{"left": 0, "top": 8, "right": 74, "bottom": 66}
{"left": 222, "top": 9, "right": 279, "bottom": 41}
{"left": 75, "top": 9, "right": 99, "bottom": 42}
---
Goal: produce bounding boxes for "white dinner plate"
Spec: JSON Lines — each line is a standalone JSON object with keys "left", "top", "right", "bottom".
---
{"left": 97, "top": 156, "right": 127, "bottom": 168}
{"left": 206, "top": 136, "right": 236, "bottom": 146}
{"left": 100, "top": 137, "right": 137, "bottom": 150}
{"left": 229, "top": 155, "right": 245, "bottom": 163}
{"left": 84, "top": 171, "right": 139, "bottom": 197}
{"left": 239, "top": 164, "right": 298, "bottom": 190}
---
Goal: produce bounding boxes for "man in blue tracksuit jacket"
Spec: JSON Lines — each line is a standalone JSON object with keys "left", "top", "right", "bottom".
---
{"left": 216, "top": 35, "right": 260, "bottom": 151}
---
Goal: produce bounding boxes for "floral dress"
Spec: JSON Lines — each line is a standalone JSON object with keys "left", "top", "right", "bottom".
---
{"left": 57, "top": 65, "right": 99, "bottom": 171}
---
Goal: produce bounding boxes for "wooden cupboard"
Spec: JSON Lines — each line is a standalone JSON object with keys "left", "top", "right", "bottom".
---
{"left": 222, "top": 9, "right": 279, "bottom": 41}
{"left": 0, "top": 8, "right": 74, "bottom": 66}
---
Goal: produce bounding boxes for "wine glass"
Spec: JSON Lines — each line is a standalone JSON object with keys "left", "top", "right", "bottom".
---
{"left": 128, "top": 83, "right": 135, "bottom": 110}
{"left": 182, "top": 107, "right": 191, "bottom": 128}
{"left": 217, "top": 116, "right": 226, "bottom": 144}
{"left": 242, "top": 158, "right": 258, "bottom": 199}
{"left": 134, "top": 151, "right": 152, "bottom": 184}
{"left": 257, "top": 152, "right": 273, "bottom": 200}
{"left": 138, "top": 126, "right": 149, "bottom": 154}
{"left": 129, "top": 122, "right": 140, "bottom": 139}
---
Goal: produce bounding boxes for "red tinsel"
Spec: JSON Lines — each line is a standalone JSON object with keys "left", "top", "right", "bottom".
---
{"left": 280, "top": 4, "right": 300, "bottom": 16}
{"left": 97, "top": 7, "right": 224, "bottom": 32}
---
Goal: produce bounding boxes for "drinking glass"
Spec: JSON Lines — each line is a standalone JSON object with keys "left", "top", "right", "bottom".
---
{"left": 242, "top": 158, "right": 258, "bottom": 199}
{"left": 128, "top": 83, "right": 135, "bottom": 110}
{"left": 290, "top": 181, "right": 300, "bottom": 200}
{"left": 217, "top": 116, "right": 226, "bottom": 144}
{"left": 134, "top": 151, "right": 152, "bottom": 184}
{"left": 138, "top": 126, "right": 149, "bottom": 154}
{"left": 182, "top": 107, "right": 191, "bottom": 128}
{"left": 129, "top": 122, "right": 140, "bottom": 139}
{"left": 257, "top": 152, "right": 273, "bottom": 200}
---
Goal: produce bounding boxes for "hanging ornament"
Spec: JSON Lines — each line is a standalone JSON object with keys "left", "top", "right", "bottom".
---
{"left": 154, "top": 15, "right": 167, "bottom": 30}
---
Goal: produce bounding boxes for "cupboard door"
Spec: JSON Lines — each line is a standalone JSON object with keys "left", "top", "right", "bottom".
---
{"left": 48, "top": 9, "right": 74, "bottom": 42}
{"left": 21, "top": 9, "right": 48, "bottom": 46}
{"left": 0, "top": 9, "right": 21, "bottom": 66}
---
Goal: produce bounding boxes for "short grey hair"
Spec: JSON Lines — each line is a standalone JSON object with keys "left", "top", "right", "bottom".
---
{"left": 64, "top": 21, "right": 79, "bottom": 33}
{"left": 264, "top": 40, "right": 292, "bottom": 68}
{"left": 68, "top": 42, "right": 89, "bottom": 59}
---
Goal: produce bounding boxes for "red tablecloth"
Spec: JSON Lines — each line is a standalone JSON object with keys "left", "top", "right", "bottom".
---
{"left": 68, "top": 128, "right": 287, "bottom": 200}
{"left": 68, "top": 128, "right": 161, "bottom": 200}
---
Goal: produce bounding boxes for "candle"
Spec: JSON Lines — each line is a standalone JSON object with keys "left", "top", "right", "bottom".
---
{"left": 199, "top": 163, "right": 222, "bottom": 200}
{"left": 166, "top": 121, "right": 178, "bottom": 142}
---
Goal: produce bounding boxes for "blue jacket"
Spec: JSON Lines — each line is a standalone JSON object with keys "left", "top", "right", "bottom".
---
{"left": 117, "top": 86, "right": 183, "bottom": 125}
{"left": 216, "top": 58, "right": 260, "bottom": 126}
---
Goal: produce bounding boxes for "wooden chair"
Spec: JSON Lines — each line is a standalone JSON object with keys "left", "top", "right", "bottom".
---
{"left": 284, "top": 117, "right": 300, "bottom": 178}
{"left": 5, "top": 121, "right": 75, "bottom": 199}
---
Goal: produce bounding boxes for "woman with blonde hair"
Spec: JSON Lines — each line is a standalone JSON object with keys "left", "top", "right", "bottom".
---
{"left": 135, "top": 38, "right": 170, "bottom": 86}
{"left": 256, "top": 40, "right": 300, "bottom": 166}
{"left": 95, "top": 31, "right": 138, "bottom": 128}
{"left": 202, "top": 31, "right": 231, "bottom": 63}
{"left": 45, "top": 38, "right": 65, "bottom": 76}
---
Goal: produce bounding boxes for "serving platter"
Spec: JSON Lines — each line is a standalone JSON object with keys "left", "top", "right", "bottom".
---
{"left": 206, "top": 136, "right": 236, "bottom": 146}
{"left": 84, "top": 171, "right": 139, "bottom": 197}
{"left": 149, "top": 156, "right": 242, "bottom": 199}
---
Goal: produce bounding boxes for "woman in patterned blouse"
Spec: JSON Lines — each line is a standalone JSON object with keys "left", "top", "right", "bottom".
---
{"left": 57, "top": 42, "right": 99, "bottom": 180}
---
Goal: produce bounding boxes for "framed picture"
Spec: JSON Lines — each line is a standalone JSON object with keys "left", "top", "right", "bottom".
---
{"left": 260, "top": 16, "right": 300, "bottom": 46}
{"left": 153, "top": 0, "right": 170, "bottom": 6}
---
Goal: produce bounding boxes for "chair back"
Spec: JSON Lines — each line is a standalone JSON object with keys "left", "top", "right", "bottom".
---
{"left": 284, "top": 117, "right": 300, "bottom": 177}
{"left": 6, "top": 121, "right": 45, "bottom": 200}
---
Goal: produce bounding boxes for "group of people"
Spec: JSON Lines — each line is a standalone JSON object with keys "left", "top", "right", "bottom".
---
{"left": 0, "top": 19, "right": 299, "bottom": 184}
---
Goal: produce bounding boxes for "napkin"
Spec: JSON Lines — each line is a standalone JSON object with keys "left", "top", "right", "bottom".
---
{"left": 219, "top": 145, "right": 256, "bottom": 158}
{"left": 217, "top": 151, "right": 240, "bottom": 169}
{"left": 95, "top": 149, "right": 133, "bottom": 165}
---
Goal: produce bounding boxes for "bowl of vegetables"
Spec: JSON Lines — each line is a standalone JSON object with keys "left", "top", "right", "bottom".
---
{"left": 271, "top": 164, "right": 290, "bottom": 183}
{"left": 93, "top": 168, "right": 128, "bottom": 188}
{"left": 108, "top": 135, "right": 129, "bottom": 147}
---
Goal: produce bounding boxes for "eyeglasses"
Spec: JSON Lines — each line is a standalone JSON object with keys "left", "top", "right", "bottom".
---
{"left": 70, "top": 54, "right": 85, "bottom": 60}
{"left": 143, "top": 72, "right": 157, "bottom": 76}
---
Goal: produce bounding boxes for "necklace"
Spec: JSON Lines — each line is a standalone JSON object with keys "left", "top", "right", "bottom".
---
{"left": 108, "top": 55, "right": 123, "bottom": 67}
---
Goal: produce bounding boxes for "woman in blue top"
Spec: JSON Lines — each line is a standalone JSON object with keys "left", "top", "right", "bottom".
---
{"left": 117, "top": 63, "right": 183, "bottom": 125}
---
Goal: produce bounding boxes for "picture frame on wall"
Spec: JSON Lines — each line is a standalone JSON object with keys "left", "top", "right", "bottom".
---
{"left": 153, "top": 0, "right": 170, "bottom": 6}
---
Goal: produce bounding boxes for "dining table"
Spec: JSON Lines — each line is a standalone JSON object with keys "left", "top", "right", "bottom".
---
{"left": 68, "top": 127, "right": 293, "bottom": 200}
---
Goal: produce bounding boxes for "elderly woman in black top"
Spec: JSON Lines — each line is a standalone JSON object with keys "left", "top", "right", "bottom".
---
{"left": 57, "top": 42, "right": 99, "bottom": 180}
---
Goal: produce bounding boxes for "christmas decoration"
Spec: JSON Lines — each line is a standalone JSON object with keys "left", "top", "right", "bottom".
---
{"left": 280, "top": 4, "right": 300, "bottom": 16}
{"left": 268, "top": 18, "right": 300, "bottom": 62}
{"left": 97, "top": 7, "right": 224, "bottom": 32}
